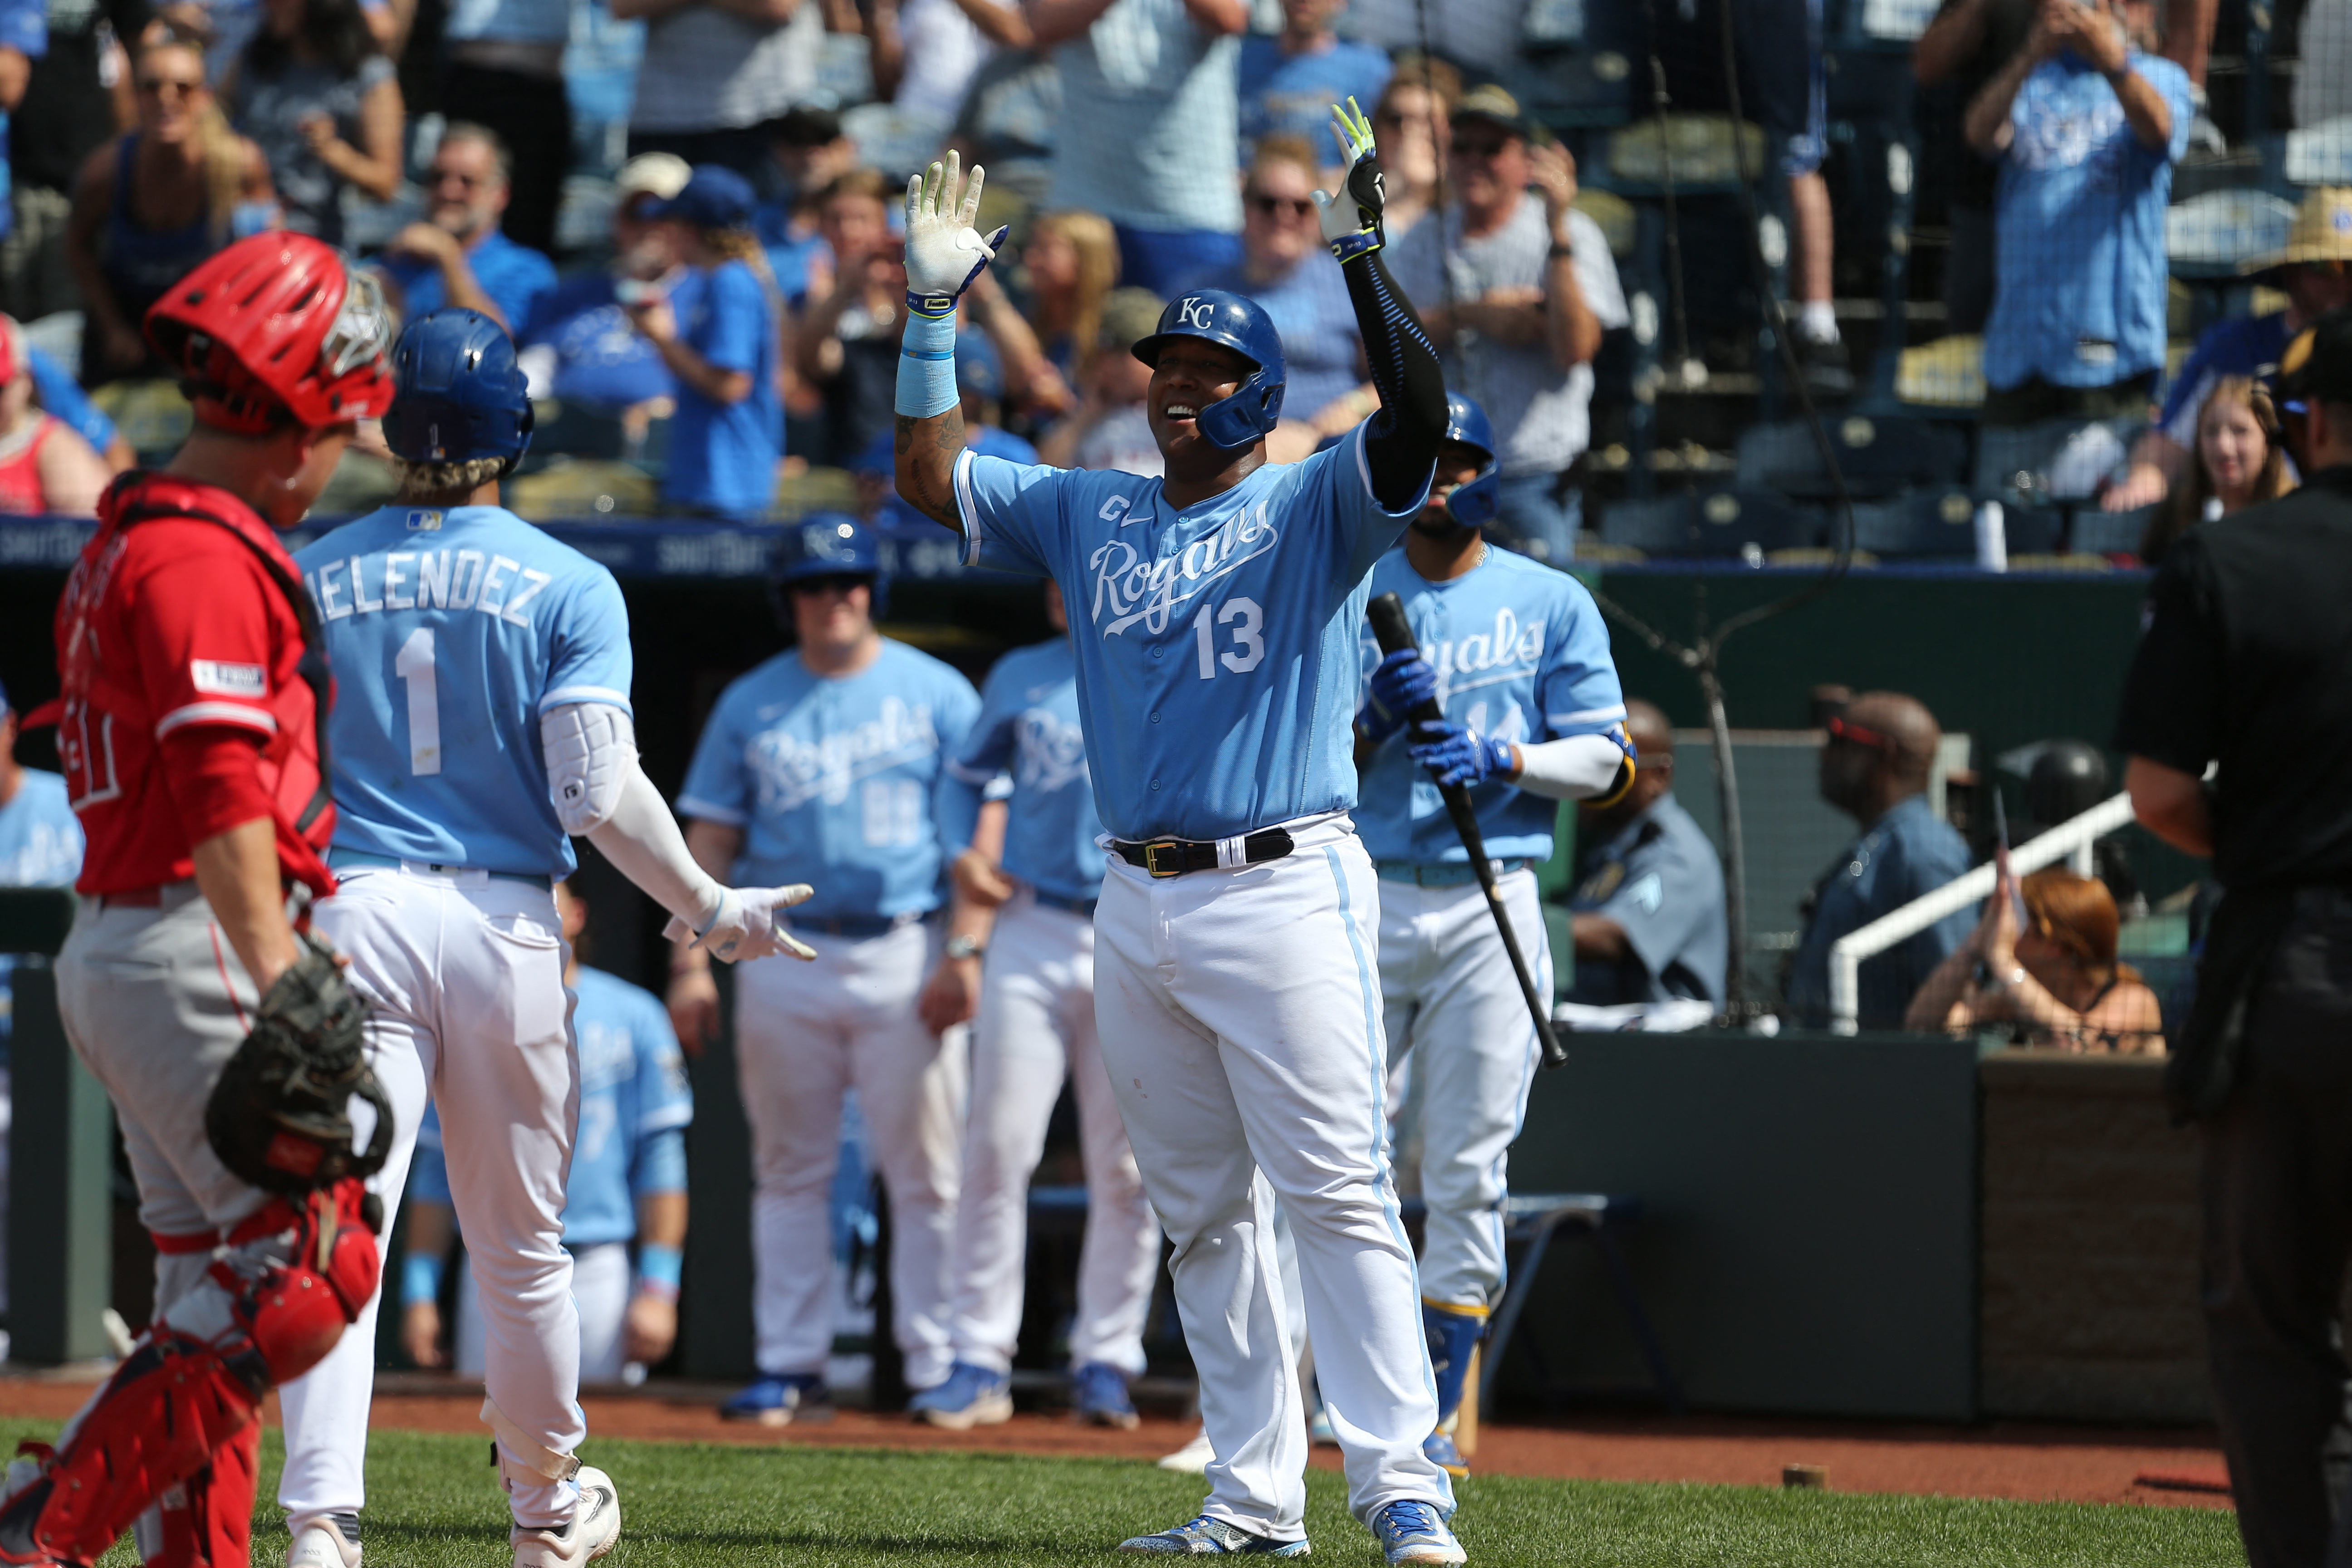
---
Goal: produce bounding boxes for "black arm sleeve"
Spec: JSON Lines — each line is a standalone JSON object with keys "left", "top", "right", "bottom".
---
{"left": 1342, "top": 248, "right": 1448, "bottom": 514}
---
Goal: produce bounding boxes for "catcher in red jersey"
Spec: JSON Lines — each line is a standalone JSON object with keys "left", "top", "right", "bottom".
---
{"left": 0, "top": 231, "right": 397, "bottom": 1568}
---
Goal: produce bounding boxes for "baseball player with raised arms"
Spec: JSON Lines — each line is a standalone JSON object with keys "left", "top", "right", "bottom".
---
{"left": 894, "top": 106, "right": 1467, "bottom": 1563}
{"left": 913, "top": 579, "right": 1163, "bottom": 1431}
{"left": 669, "top": 515, "right": 984, "bottom": 1425}
{"left": 1, "top": 233, "right": 396, "bottom": 1568}
{"left": 1353, "top": 392, "right": 1631, "bottom": 1479}
{"left": 275, "top": 309, "right": 814, "bottom": 1568}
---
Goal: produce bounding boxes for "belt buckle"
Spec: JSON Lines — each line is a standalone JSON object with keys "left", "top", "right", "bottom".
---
{"left": 1143, "top": 841, "right": 1185, "bottom": 879}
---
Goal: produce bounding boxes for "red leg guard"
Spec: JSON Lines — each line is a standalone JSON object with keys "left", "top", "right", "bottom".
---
{"left": 142, "top": 1424, "right": 260, "bottom": 1568}
{"left": 0, "top": 1180, "right": 378, "bottom": 1567}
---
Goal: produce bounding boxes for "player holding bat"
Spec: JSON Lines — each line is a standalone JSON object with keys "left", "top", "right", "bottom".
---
{"left": 1353, "top": 391, "right": 1632, "bottom": 1479}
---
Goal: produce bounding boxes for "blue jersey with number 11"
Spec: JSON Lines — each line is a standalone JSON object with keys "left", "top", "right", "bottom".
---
{"left": 953, "top": 420, "right": 1429, "bottom": 842}
{"left": 295, "top": 505, "right": 634, "bottom": 880}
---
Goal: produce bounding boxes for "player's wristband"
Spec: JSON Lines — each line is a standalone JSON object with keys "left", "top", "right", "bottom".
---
{"left": 895, "top": 309, "right": 959, "bottom": 419}
{"left": 402, "top": 1252, "right": 445, "bottom": 1308}
{"left": 637, "top": 1242, "right": 683, "bottom": 1300}
{"left": 1329, "top": 226, "right": 1384, "bottom": 263}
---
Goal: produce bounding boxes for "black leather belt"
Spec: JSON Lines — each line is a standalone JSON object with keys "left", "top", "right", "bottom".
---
{"left": 1112, "top": 828, "right": 1295, "bottom": 879}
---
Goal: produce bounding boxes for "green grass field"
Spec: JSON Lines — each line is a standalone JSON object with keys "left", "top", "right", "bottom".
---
{"left": 0, "top": 1421, "right": 2242, "bottom": 1568}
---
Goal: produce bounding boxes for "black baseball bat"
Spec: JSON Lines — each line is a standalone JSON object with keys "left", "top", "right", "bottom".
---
{"left": 1367, "top": 592, "right": 1569, "bottom": 1070}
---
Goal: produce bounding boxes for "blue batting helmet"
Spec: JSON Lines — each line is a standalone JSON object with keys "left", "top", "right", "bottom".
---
{"left": 1439, "top": 391, "right": 1500, "bottom": 528}
{"left": 1132, "top": 289, "right": 1286, "bottom": 451}
{"left": 769, "top": 511, "right": 890, "bottom": 627}
{"left": 381, "top": 308, "right": 534, "bottom": 474}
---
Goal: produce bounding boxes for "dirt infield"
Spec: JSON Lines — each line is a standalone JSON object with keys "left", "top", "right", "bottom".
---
{"left": 0, "top": 1373, "right": 2235, "bottom": 1511}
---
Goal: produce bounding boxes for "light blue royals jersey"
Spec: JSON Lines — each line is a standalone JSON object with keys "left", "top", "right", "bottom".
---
{"left": 677, "top": 641, "right": 982, "bottom": 920}
{"left": 411, "top": 965, "right": 692, "bottom": 1248}
{"left": 952, "top": 420, "right": 1429, "bottom": 842}
{"left": 0, "top": 769, "right": 84, "bottom": 1050}
{"left": 1356, "top": 547, "right": 1625, "bottom": 865}
{"left": 295, "top": 506, "right": 634, "bottom": 881}
{"left": 943, "top": 637, "right": 1105, "bottom": 904}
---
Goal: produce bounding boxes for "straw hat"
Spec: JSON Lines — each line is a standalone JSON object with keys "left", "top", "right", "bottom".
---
{"left": 2241, "top": 186, "right": 2352, "bottom": 274}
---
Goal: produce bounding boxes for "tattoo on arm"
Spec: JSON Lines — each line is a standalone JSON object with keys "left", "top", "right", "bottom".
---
{"left": 895, "top": 407, "right": 968, "bottom": 532}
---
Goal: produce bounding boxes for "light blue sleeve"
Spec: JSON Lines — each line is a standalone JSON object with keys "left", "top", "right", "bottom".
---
{"left": 628, "top": 986, "right": 692, "bottom": 1197}
{"left": 1302, "top": 421, "right": 1429, "bottom": 587}
{"left": 693, "top": 264, "right": 766, "bottom": 376}
{"left": 952, "top": 449, "right": 1080, "bottom": 578}
{"left": 408, "top": 1104, "right": 451, "bottom": 1205}
{"left": 939, "top": 659, "right": 1024, "bottom": 853}
{"left": 929, "top": 668, "right": 985, "bottom": 851}
{"left": 542, "top": 566, "right": 635, "bottom": 715}
{"left": 1536, "top": 579, "right": 1626, "bottom": 740}
{"left": 28, "top": 348, "right": 116, "bottom": 455}
{"left": 677, "top": 683, "right": 752, "bottom": 828}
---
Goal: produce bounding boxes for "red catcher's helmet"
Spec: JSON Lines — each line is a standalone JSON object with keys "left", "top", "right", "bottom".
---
{"left": 145, "top": 232, "right": 396, "bottom": 434}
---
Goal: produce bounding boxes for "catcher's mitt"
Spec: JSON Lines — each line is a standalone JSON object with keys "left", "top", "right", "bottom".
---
{"left": 206, "top": 934, "right": 394, "bottom": 1195}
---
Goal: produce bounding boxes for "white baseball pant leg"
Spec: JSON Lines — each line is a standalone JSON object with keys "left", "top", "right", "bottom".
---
{"left": 1093, "top": 815, "right": 1451, "bottom": 1534}
{"left": 280, "top": 865, "right": 583, "bottom": 1529}
{"left": 457, "top": 1241, "right": 632, "bottom": 1383}
{"left": 946, "top": 894, "right": 1160, "bottom": 1377}
{"left": 1378, "top": 871, "right": 1547, "bottom": 1308}
{"left": 734, "top": 923, "right": 967, "bottom": 1390}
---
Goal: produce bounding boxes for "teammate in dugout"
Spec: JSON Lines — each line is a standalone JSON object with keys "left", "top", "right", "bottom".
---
{"left": 274, "top": 309, "right": 817, "bottom": 1568}
{"left": 892, "top": 104, "right": 1469, "bottom": 1564}
{"left": 915, "top": 580, "right": 1164, "bottom": 1432}
{"left": 2, "top": 233, "right": 398, "bottom": 1568}
{"left": 1352, "top": 391, "right": 1636, "bottom": 1480}
{"left": 669, "top": 515, "right": 987, "bottom": 1426}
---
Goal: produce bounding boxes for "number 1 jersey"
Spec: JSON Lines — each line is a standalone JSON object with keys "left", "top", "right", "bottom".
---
{"left": 295, "top": 504, "right": 635, "bottom": 881}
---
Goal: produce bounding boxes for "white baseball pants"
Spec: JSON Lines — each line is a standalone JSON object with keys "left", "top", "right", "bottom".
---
{"left": 734, "top": 922, "right": 967, "bottom": 1390}
{"left": 1377, "top": 871, "right": 1547, "bottom": 1310}
{"left": 276, "top": 865, "right": 583, "bottom": 1531}
{"left": 946, "top": 893, "right": 1160, "bottom": 1377}
{"left": 455, "top": 1240, "right": 634, "bottom": 1384}
{"left": 1093, "top": 815, "right": 1451, "bottom": 1534}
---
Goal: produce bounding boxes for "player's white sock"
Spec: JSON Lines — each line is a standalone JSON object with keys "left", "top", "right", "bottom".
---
{"left": 1798, "top": 300, "right": 1839, "bottom": 346}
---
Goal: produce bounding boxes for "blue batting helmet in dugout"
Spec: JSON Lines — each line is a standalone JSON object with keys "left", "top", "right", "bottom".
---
{"left": 1132, "top": 289, "right": 1287, "bottom": 451}
{"left": 770, "top": 511, "right": 891, "bottom": 624}
{"left": 1441, "top": 391, "right": 1501, "bottom": 528}
{"left": 381, "top": 308, "right": 535, "bottom": 473}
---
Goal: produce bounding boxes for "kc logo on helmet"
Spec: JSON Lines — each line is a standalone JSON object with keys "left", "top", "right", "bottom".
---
{"left": 1175, "top": 297, "right": 1214, "bottom": 329}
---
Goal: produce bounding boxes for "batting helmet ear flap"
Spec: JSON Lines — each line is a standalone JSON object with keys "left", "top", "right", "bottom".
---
{"left": 1445, "top": 469, "right": 1501, "bottom": 528}
{"left": 497, "top": 397, "right": 537, "bottom": 480}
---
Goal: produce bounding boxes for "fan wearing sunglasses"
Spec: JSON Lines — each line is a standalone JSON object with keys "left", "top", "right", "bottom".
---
{"left": 1782, "top": 692, "right": 1974, "bottom": 1030}
{"left": 1207, "top": 137, "right": 1366, "bottom": 446}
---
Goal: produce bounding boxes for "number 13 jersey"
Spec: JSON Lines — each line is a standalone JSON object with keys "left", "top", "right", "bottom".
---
{"left": 295, "top": 504, "right": 635, "bottom": 881}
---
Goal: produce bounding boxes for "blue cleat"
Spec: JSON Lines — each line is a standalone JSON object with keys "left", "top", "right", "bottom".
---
{"left": 720, "top": 1373, "right": 830, "bottom": 1426}
{"left": 1369, "top": 1500, "right": 1464, "bottom": 1566}
{"left": 1117, "top": 1516, "right": 1312, "bottom": 1556}
{"left": 1422, "top": 1430, "right": 1469, "bottom": 1479}
{"left": 1072, "top": 1361, "right": 1140, "bottom": 1430}
{"left": 908, "top": 1361, "right": 1013, "bottom": 1430}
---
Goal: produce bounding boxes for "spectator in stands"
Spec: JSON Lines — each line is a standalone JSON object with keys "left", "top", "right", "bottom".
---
{"left": 617, "top": 0, "right": 823, "bottom": 180}
{"left": 1237, "top": 0, "right": 1389, "bottom": 167}
{"left": 755, "top": 106, "right": 860, "bottom": 307}
{"left": 1034, "top": 0, "right": 1247, "bottom": 297}
{"left": 66, "top": 34, "right": 276, "bottom": 384}
{"left": 994, "top": 209, "right": 1117, "bottom": 422}
{"left": 1903, "top": 866, "right": 2165, "bottom": 1051}
{"left": 794, "top": 168, "right": 905, "bottom": 469}
{"left": 439, "top": 0, "right": 573, "bottom": 256}
{"left": 1784, "top": 691, "right": 1974, "bottom": 1031}
{"left": 1965, "top": 0, "right": 2193, "bottom": 433}
{"left": 23, "top": 340, "right": 132, "bottom": 470}
{"left": 4, "top": 0, "right": 137, "bottom": 324}
{"left": 0, "top": 0, "right": 43, "bottom": 292}
{"left": 1389, "top": 84, "right": 1626, "bottom": 564}
{"left": 376, "top": 122, "right": 558, "bottom": 332}
{"left": 1913, "top": 0, "right": 2034, "bottom": 336}
{"left": 2105, "top": 189, "right": 2352, "bottom": 513}
{"left": 1034, "top": 283, "right": 1161, "bottom": 473}
{"left": 944, "top": 39, "right": 1063, "bottom": 211}
{"left": 1337, "top": 0, "right": 1514, "bottom": 84}
{"left": 1366, "top": 56, "right": 1455, "bottom": 243}
{"left": 847, "top": 338, "right": 1036, "bottom": 530}
{"left": 1209, "top": 136, "right": 1360, "bottom": 426}
{"left": 870, "top": 0, "right": 1029, "bottom": 140}
{"left": 629, "top": 164, "right": 781, "bottom": 520}
{"left": 2141, "top": 376, "right": 2295, "bottom": 562}
{"left": 0, "top": 317, "right": 108, "bottom": 514}
{"left": 517, "top": 152, "right": 692, "bottom": 426}
{"left": 1566, "top": 700, "right": 1729, "bottom": 1012}
{"left": 226, "top": 0, "right": 401, "bottom": 246}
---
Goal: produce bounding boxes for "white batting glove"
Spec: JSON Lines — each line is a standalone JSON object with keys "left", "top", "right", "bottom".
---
{"left": 904, "top": 151, "right": 1009, "bottom": 317}
{"left": 1313, "top": 98, "right": 1387, "bottom": 262}
{"left": 663, "top": 884, "right": 819, "bottom": 962}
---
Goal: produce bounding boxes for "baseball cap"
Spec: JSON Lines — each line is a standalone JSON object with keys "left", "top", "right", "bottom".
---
{"left": 1452, "top": 83, "right": 1530, "bottom": 141}
{"left": 2276, "top": 306, "right": 2352, "bottom": 405}
{"left": 647, "top": 166, "right": 757, "bottom": 230}
{"left": 766, "top": 105, "right": 845, "bottom": 148}
{"left": 615, "top": 152, "right": 693, "bottom": 202}
{"left": 1098, "top": 287, "right": 1166, "bottom": 353}
{"left": 2243, "top": 187, "right": 2352, "bottom": 276}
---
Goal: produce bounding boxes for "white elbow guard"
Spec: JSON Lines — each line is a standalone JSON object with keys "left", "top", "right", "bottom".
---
{"left": 542, "top": 702, "right": 638, "bottom": 835}
{"left": 1514, "top": 730, "right": 1635, "bottom": 801}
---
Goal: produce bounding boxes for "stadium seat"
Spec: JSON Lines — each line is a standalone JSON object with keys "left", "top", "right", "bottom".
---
{"left": 2070, "top": 503, "right": 2158, "bottom": 558}
{"left": 2167, "top": 189, "right": 2297, "bottom": 277}
{"left": 1735, "top": 414, "right": 1968, "bottom": 498}
{"left": 2285, "top": 117, "right": 2352, "bottom": 184}
{"left": 90, "top": 378, "right": 194, "bottom": 463}
{"left": 1599, "top": 489, "right": 1823, "bottom": 556}
{"left": 1849, "top": 487, "right": 1980, "bottom": 558}
{"left": 525, "top": 400, "right": 630, "bottom": 465}
{"left": 507, "top": 458, "right": 658, "bottom": 520}
{"left": 1972, "top": 416, "right": 2143, "bottom": 501}
{"left": 1896, "top": 335, "right": 1987, "bottom": 409}
{"left": 1601, "top": 116, "right": 1769, "bottom": 193}
{"left": 1510, "top": 47, "right": 1635, "bottom": 132}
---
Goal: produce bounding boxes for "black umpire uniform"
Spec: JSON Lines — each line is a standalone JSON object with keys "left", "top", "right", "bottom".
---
{"left": 2114, "top": 309, "right": 2352, "bottom": 1568}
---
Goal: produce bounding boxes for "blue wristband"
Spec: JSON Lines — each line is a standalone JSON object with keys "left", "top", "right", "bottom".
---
{"left": 637, "top": 1243, "right": 684, "bottom": 1297}
{"left": 895, "top": 310, "right": 959, "bottom": 419}
{"left": 402, "top": 1251, "right": 444, "bottom": 1307}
